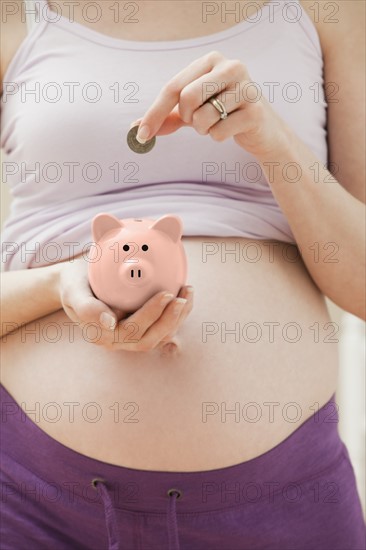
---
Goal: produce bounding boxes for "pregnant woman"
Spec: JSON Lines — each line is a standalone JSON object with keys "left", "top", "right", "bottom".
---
{"left": 1, "top": 0, "right": 365, "bottom": 548}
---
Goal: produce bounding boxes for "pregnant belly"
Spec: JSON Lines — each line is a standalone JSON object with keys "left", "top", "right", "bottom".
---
{"left": 1, "top": 237, "right": 338, "bottom": 471}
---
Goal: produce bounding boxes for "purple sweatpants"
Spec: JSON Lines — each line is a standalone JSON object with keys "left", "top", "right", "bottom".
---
{"left": 1, "top": 383, "right": 365, "bottom": 549}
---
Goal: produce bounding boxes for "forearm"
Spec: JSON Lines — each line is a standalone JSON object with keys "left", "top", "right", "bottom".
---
{"left": 0, "top": 263, "right": 63, "bottom": 338}
{"left": 257, "top": 128, "right": 365, "bottom": 320}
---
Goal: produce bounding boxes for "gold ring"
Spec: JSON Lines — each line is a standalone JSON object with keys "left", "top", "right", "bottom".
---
{"left": 207, "top": 96, "right": 228, "bottom": 120}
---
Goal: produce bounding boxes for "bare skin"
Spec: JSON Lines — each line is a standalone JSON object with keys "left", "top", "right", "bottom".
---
{"left": 0, "top": 1, "right": 364, "bottom": 471}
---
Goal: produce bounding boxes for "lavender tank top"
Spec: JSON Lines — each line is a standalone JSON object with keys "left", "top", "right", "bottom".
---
{"left": 1, "top": 0, "right": 327, "bottom": 271}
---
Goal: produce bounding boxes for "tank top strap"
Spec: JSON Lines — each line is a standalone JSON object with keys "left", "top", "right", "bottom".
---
{"left": 23, "top": 0, "right": 47, "bottom": 33}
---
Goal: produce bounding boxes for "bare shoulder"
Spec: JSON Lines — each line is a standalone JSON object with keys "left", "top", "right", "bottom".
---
{"left": 0, "top": 0, "right": 28, "bottom": 94}
{"left": 300, "top": 0, "right": 365, "bottom": 55}
{"left": 300, "top": 0, "right": 365, "bottom": 203}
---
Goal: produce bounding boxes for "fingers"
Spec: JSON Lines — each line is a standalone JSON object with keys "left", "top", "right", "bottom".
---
{"left": 208, "top": 106, "right": 262, "bottom": 143}
{"left": 157, "top": 285, "right": 194, "bottom": 345}
{"left": 135, "top": 50, "right": 225, "bottom": 142}
{"left": 110, "top": 286, "right": 194, "bottom": 352}
{"left": 120, "top": 290, "right": 177, "bottom": 336}
{"left": 133, "top": 55, "right": 255, "bottom": 143}
{"left": 60, "top": 259, "right": 195, "bottom": 353}
{"left": 178, "top": 60, "right": 247, "bottom": 124}
{"left": 136, "top": 297, "right": 187, "bottom": 350}
{"left": 131, "top": 108, "right": 188, "bottom": 138}
{"left": 191, "top": 79, "right": 257, "bottom": 134}
{"left": 173, "top": 285, "right": 194, "bottom": 327}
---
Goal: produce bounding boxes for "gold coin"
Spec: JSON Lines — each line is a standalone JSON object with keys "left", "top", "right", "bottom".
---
{"left": 127, "top": 125, "right": 156, "bottom": 154}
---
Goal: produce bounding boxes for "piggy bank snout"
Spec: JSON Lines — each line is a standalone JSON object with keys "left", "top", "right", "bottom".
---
{"left": 119, "top": 258, "right": 153, "bottom": 286}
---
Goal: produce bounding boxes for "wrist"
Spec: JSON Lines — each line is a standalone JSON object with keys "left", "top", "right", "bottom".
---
{"left": 44, "top": 261, "right": 63, "bottom": 311}
{"left": 256, "top": 123, "right": 297, "bottom": 167}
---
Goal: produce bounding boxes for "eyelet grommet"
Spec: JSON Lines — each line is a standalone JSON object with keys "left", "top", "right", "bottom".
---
{"left": 91, "top": 477, "right": 106, "bottom": 489}
{"left": 167, "top": 488, "right": 183, "bottom": 499}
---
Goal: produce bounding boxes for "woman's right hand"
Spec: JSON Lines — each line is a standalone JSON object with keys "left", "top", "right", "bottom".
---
{"left": 58, "top": 257, "right": 194, "bottom": 352}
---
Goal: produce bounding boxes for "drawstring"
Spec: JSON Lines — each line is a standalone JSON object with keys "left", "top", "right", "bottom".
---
{"left": 167, "top": 488, "right": 182, "bottom": 550}
{"left": 93, "top": 479, "right": 120, "bottom": 550}
{"left": 92, "top": 479, "right": 182, "bottom": 550}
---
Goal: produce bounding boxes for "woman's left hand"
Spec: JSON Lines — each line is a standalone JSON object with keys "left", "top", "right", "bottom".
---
{"left": 131, "top": 50, "right": 292, "bottom": 160}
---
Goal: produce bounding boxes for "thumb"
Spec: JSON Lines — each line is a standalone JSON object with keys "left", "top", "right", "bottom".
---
{"left": 99, "top": 309, "right": 118, "bottom": 331}
{"left": 71, "top": 295, "right": 119, "bottom": 331}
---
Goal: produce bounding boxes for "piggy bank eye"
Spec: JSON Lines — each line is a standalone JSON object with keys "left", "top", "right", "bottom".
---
{"left": 142, "top": 244, "right": 149, "bottom": 251}
{"left": 123, "top": 244, "right": 130, "bottom": 251}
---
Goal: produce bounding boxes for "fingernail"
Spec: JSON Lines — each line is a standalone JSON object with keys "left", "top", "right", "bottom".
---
{"left": 136, "top": 125, "right": 150, "bottom": 143}
{"left": 186, "top": 286, "right": 194, "bottom": 294}
{"left": 161, "top": 293, "right": 175, "bottom": 305}
{"left": 100, "top": 312, "right": 116, "bottom": 331}
{"left": 174, "top": 298, "right": 187, "bottom": 313}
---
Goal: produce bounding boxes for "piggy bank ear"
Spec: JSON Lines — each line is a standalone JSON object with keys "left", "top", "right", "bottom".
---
{"left": 149, "top": 215, "right": 183, "bottom": 243}
{"left": 91, "top": 213, "right": 123, "bottom": 242}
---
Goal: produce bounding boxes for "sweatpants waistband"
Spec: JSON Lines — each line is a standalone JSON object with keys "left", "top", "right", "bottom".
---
{"left": 1, "top": 385, "right": 344, "bottom": 514}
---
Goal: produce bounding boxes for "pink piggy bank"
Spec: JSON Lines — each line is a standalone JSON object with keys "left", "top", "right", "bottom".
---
{"left": 88, "top": 213, "right": 188, "bottom": 312}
